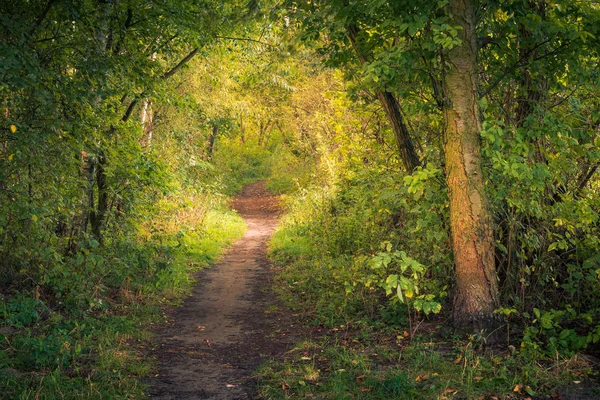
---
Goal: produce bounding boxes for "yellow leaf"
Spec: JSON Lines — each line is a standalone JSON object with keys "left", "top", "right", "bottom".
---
{"left": 32, "top": 215, "right": 38, "bottom": 222}
{"left": 513, "top": 384, "right": 523, "bottom": 392}
{"left": 8, "top": 154, "right": 14, "bottom": 161}
{"left": 10, "top": 124, "right": 17, "bottom": 133}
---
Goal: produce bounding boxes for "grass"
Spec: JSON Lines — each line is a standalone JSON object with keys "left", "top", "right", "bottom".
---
{"left": 0, "top": 203, "right": 246, "bottom": 399}
{"left": 256, "top": 330, "right": 590, "bottom": 399}
{"left": 259, "top": 191, "right": 598, "bottom": 400}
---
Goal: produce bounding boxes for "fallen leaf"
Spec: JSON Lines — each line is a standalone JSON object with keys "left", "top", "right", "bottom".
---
{"left": 514, "top": 384, "right": 523, "bottom": 392}
{"left": 203, "top": 339, "right": 211, "bottom": 347}
{"left": 453, "top": 355, "right": 463, "bottom": 364}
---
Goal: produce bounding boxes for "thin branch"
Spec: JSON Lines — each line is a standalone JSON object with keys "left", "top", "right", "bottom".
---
{"left": 215, "top": 36, "right": 276, "bottom": 48}
{"left": 576, "top": 162, "right": 599, "bottom": 197}
{"left": 122, "top": 47, "right": 200, "bottom": 121}
{"left": 161, "top": 48, "right": 199, "bottom": 79}
{"left": 480, "top": 38, "right": 555, "bottom": 97}
{"left": 122, "top": 99, "right": 138, "bottom": 122}
{"left": 28, "top": 0, "right": 56, "bottom": 37}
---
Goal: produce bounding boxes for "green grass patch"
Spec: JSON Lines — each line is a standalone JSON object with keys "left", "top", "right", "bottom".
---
{"left": 257, "top": 334, "right": 584, "bottom": 399}
{"left": 0, "top": 205, "right": 245, "bottom": 399}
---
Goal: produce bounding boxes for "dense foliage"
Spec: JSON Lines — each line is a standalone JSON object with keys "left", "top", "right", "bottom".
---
{"left": 271, "top": 0, "right": 600, "bottom": 356}
{"left": 1, "top": 0, "right": 599, "bottom": 398}
{"left": 0, "top": 0, "right": 251, "bottom": 396}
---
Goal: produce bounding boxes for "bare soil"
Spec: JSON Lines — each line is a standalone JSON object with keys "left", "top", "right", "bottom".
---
{"left": 147, "top": 181, "right": 299, "bottom": 399}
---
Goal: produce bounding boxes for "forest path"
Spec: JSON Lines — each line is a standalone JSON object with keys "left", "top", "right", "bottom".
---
{"left": 147, "top": 181, "right": 297, "bottom": 399}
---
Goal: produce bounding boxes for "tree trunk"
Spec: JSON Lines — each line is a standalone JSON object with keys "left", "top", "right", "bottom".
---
{"left": 140, "top": 98, "right": 153, "bottom": 147}
{"left": 515, "top": 1, "right": 546, "bottom": 128}
{"left": 346, "top": 25, "right": 420, "bottom": 173}
{"left": 83, "top": 0, "right": 111, "bottom": 242}
{"left": 90, "top": 153, "right": 108, "bottom": 241}
{"left": 239, "top": 114, "right": 245, "bottom": 143}
{"left": 376, "top": 91, "right": 421, "bottom": 173}
{"left": 208, "top": 124, "right": 217, "bottom": 159}
{"left": 443, "top": 0, "right": 500, "bottom": 328}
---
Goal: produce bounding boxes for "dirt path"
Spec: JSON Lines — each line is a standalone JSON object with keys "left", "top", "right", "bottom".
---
{"left": 147, "top": 181, "right": 296, "bottom": 399}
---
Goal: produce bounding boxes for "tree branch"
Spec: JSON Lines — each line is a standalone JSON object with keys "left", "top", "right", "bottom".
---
{"left": 215, "top": 35, "right": 276, "bottom": 48}
{"left": 576, "top": 162, "right": 599, "bottom": 197}
{"left": 28, "top": 0, "right": 56, "bottom": 38}
{"left": 480, "top": 38, "right": 556, "bottom": 97}
{"left": 161, "top": 48, "right": 199, "bottom": 80}
{"left": 122, "top": 47, "right": 200, "bottom": 121}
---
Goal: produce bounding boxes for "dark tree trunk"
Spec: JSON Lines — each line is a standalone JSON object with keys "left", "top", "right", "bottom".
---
{"left": 208, "top": 124, "right": 217, "bottom": 159}
{"left": 346, "top": 25, "right": 421, "bottom": 173}
{"left": 376, "top": 91, "right": 421, "bottom": 173}
{"left": 90, "top": 153, "right": 108, "bottom": 242}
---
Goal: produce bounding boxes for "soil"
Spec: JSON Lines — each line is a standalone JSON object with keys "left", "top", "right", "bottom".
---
{"left": 147, "top": 181, "right": 300, "bottom": 399}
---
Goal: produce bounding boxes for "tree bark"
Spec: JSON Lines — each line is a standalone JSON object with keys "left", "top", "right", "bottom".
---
{"left": 140, "top": 98, "right": 153, "bottom": 147}
{"left": 443, "top": 0, "right": 500, "bottom": 328}
{"left": 208, "top": 124, "right": 217, "bottom": 159}
{"left": 346, "top": 25, "right": 421, "bottom": 173}
{"left": 376, "top": 91, "right": 421, "bottom": 173}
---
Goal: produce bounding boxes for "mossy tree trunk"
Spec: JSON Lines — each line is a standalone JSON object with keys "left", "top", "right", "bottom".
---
{"left": 443, "top": 0, "right": 500, "bottom": 328}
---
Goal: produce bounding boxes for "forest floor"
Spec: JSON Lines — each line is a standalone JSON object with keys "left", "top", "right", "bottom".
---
{"left": 146, "top": 181, "right": 305, "bottom": 399}
{"left": 143, "top": 181, "right": 599, "bottom": 400}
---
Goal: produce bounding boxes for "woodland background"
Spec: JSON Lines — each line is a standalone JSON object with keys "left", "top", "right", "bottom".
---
{"left": 1, "top": 0, "right": 599, "bottom": 398}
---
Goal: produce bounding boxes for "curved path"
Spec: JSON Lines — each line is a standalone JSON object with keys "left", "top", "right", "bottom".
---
{"left": 148, "top": 181, "right": 294, "bottom": 399}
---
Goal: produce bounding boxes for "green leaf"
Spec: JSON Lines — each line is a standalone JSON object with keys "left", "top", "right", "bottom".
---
{"left": 397, "top": 284, "right": 404, "bottom": 302}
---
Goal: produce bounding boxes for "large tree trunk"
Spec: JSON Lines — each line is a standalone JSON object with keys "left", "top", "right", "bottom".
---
{"left": 443, "top": 0, "right": 500, "bottom": 328}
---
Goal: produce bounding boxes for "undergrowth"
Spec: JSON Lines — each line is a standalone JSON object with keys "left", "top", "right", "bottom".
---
{"left": 262, "top": 154, "right": 600, "bottom": 399}
{"left": 0, "top": 195, "right": 245, "bottom": 399}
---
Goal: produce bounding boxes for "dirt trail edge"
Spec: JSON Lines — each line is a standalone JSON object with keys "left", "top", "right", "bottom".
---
{"left": 147, "top": 181, "right": 297, "bottom": 399}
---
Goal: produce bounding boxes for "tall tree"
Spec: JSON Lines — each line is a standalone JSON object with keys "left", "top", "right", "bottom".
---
{"left": 443, "top": 0, "right": 499, "bottom": 327}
